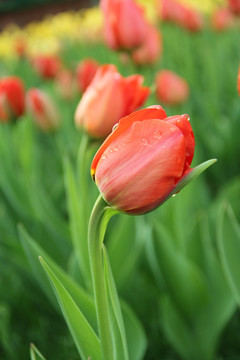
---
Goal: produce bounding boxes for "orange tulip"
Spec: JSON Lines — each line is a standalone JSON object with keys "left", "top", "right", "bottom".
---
{"left": 91, "top": 105, "right": 195, "bottom": 214}
{"left": 132, "top": 24, "right": 162, "bottom": 65}
{"left": 0, "top": 76, "right": 25, "bottom": 122}
{"left": 155, "top": 70, "right": 189, "bottom": 105}
{"left": 26, "top": 88, "right": 60, "bottom": 131}
{"left": 74, "top": 64, "right": 149, "bottom": 138}
{"left": 31, "top": 55, "right": 62, "bottom": 79}
{"left": 100, "top": 0, "right": 147, "bottom": 50}
{"left": 76, "top": 58, "right": 99, "bottom": 92}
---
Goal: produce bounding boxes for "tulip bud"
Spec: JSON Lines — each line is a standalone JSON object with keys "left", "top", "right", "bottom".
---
{"left": 91, "top": 105, "right": 195, "bottom": 214}
{"left": 100, "top": 0, "right": 147, "bottom": 51}
{"left": 76, "top": 58, "right": 99, "bottom": 93}
{"left": 132, "top": 24, "right": 162, "bottom": 65}
{"left": 155, "top": 70, "right": 189, "bottom": 105}
{"left": 26, "top": 88, "right": 60, "bottom": 131}
{"left": 0, "top": 76, "right": 25, "bottom": 122}
{"left": 74, "top": 64, "right": 149, "bottom": 138}
{"left": 31, "top": 54, "right": 62, "bottom": 79}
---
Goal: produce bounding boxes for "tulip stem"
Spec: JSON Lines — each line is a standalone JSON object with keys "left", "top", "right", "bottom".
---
{"left": 88, "top": 194, "right": 118, "bottom": 360}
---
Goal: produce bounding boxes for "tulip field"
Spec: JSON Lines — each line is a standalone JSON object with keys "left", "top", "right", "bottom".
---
{"left": 1, "top": 0, "right": 240, "bottom": 359}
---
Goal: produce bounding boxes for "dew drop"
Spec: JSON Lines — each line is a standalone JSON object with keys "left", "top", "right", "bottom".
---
{"left": 172, "top": 193, "right": 176, "bottom": 198}
{"left": 122, "top": 142, "right": 126, "bottom": 146}
{"left": 113, "top": 146, "right": 118, "bottom": 152}
{"left": 162, "top": 145, "right": 166, "bottom": 149}
{"left": 112, "top": 123, "right": 118, "bottom": 131}
{"left": 170, "top": 126, "right": 176, "bottom": 132}
{"left": 109, "top": 148, "right": 113, "bottom": 153}
{"left": 101, "top": 155, "right": 106, "bottom": 160}
{"left": 142, "top": 137, "right": 149, "bottom": 145}
{"left": 153, "top": 130, "right": 162, "bottom": 139}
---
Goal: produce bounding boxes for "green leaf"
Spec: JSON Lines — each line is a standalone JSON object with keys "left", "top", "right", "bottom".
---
{"left": 40, "top": 256, "right": 101, "bottom": 360}
{"left": 153, "top": 223, "right": 209, "bottom": 321}
{"left": 162, "top": 159, "right": 217, "bottom": 206}
{"left": 30, "top": 343, "right": 47, "bottom": 360}
{"left": 19, "top": 225, "right": 97, "bottom": 332}
{"left": 103, "top": 245, "right": 129, "bottom": 360}
{"left": 217, "top": 203, "right": 240, "bottom": 304}
{"left": 63, "top": 156, "right": 91, "bottom": 289}
{"left": 121, "top": 302, "right": 147, "bottom": 360}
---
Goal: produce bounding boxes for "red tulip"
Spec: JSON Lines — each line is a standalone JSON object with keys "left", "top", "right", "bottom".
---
{"left": 14, "top": 37, "right": 27, "bottom": 58}
{"left": 74, "top": 64, "right": 149, "bottom": 138}
{"left": 238, "top": 67, "right": 240, "bottom": 96}
{"left": 159, "top": 0, "right": 204, "bottom": 32}
{"left": 76, "top": 58, "right": 99, "bottom": 92}
{"left": 31, "top": 55, "right": 62, "bottom": 79}
{"left": 228, "top": 0, "right": 240, "bottom": 14}
{"left": 0, "top": 76, "right": 25, "bottom": 122}
{"left": 26, "top": 88, "right": 60, "bottom": 131}
{"left": 55, "top": 69, "right": 77, "bottom": 100}
{"left": 100, "top": 0, "right": 147, "bottom": 50}
{"left": 132, "top": 24, "right": 162, "bottom": 65}
{"left": 211, "top": 8, "right": 235, "bottom": 31}
{"left": 155, "top": 70, "right": 189, "bottom": 105}
{"left": 91, "top": 105, "right": 195, "bottom": 214}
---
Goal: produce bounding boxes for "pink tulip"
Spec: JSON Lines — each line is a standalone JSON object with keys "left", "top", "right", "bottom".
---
{"left": 159, "top": 0, "right": 204, "bottom": 32}
{"left": 26, "top": 88, "right": 60, "bottom": 131}
{"left": 100, "top": 0, "right": 147, "bottom": 50}
{"left": 76, "top": 58, "right": 99, "bottom": 93}
{"left": 91, "top": 105, "right": 195, "bottom": 214}
{"left": 132, "top": 24, "right": 162, "bottom": 65}
{"left": 74, "top": 64, "right": 149, "bottom": 138}
{"left": 55, "top": 69, "right": 76, "bottom": 100}
{"left": 155, "top": 70, "right": 189, "bottom": 105}
{"left": 0, "top": 76, "right": 25, "bottom": 122}
{"left": 211, "top": 8, "right": 235, "bottom": 31}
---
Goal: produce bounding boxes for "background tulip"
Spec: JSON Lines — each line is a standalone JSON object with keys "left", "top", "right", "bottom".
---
{"left": 74, "top": 64, "right": 149, "bottom": 138}
{"left": 76, "top": 58, "right": 99, "bottom": 93}
{"left": 91, "top": 105, "right": 195, "bottom": 214}
{"left": 0, "top": 76, "right": 25, "bottom": 122}
{"left": 228, "top": 0, "right": 240, "bottom": 14}
{"left": 55, "top": 69, "right": 77, "bottom": 100}
{"left": 26, "top": 88, "right": 60, "bottom": 131}
{"left": 31, "top": 54, "right": 62, "bottom": 79}
{"left": 211, "top": 8, "right": 235, "bottom": 31}
{"left": 100, "top": 0, "right": 147, "bottom": 50}
{"left": 132, "top": 24, "right": 162, "bottom": 65}
{"left": 155, "top": 70, "right": 189, "bottom": 105}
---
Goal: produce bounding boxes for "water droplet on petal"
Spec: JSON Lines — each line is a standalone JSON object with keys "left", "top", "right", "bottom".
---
{"left": 109, "top": 148, "right": 113, "bottom": 153}
{"left": 170, "top": 126, "right": 176, "bottom": 132}
{"left": 162, "top": 145, "right": 166, "bottom": 149}
{"left": 172, "top": 193, "right": 176, "bottom": 197}
{"left": 142, "top": 137, "right": 149, "bottom": 145}
{"left": 113, "top": 146, "right": 118, "bottom": 152}
{"left": 101, "top": 155, "right": 106, "bottom": 160}
{"left": 153, "top": 130, "right": 162, "bottom": 139}
{"left": 122, "top": 142, "right": 126, "bottom": 146}
{"left": 112, "top": 123, "right": 118, "bottom": 131}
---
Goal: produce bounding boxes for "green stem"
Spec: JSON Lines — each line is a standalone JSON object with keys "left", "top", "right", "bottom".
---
{"left": 88, "top": 195, "right": 118, "bottom": 360}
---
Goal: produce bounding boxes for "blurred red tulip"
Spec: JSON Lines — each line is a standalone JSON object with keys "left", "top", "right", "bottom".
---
{"left": 238, "top": 67, "right": 240, "bottom": 96}
{"left": 155, "top": 70, "right": 189, "bottom": 105}
{"left": 211, "top": 8, "right": 235, "bottom": 31}
{"left": 228, "top": 0, "right": 240, "bottom": 14}
{"left": 100, "top": 0, "right": 147, "bottom": 50}
{"left": 55, "top": 69, "right": 77, "bottom": 100}
{"left": 76, "top": 58, "right": 99, "bottom": 92}
{"left": 159, "top": 0, "right": 204, "bottom": 32}
{"left": 0, "top": 76, "right": 25, "bottom": 122}
{"left": 26, "top": 88, "right": 60, "bottom": 131}
{"left": 74, "top": 64, "right": 150, "bottom": 138}
{"left": 91, "top": 105, "right": 195, "bottom": 214}
{"left": 132, "top": 24, "right": 162, "bottom": 65}
{"left": 31, "top": 55, "right": 62, "bottom": 79}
